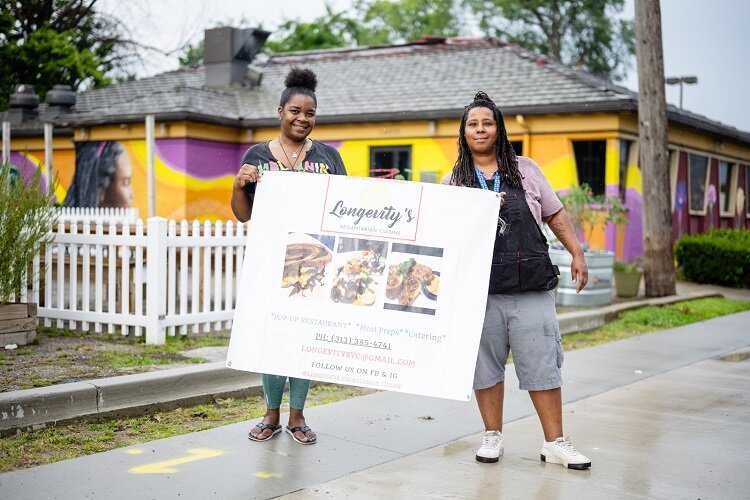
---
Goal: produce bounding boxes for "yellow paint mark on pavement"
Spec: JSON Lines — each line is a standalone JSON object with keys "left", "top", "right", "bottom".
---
{"left": 255, "top": 471, "right": 281, "bottom": 479}
{"left": 125, "top": 449, "right": 144, "bottom": 455}
{"left": 129, "top": 448, "right": 224, "bottom": 474}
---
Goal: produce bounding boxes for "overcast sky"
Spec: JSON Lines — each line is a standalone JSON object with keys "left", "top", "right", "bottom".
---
{"left": 100, "top": 0, "right": 750, "bottom": 132}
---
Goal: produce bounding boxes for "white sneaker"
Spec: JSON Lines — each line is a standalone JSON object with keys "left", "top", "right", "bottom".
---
{"left": 476, "top": 430, "right": 504, "bottom": 463}
{"left": 540, "top": 437, "right": 591, "bottom": 470}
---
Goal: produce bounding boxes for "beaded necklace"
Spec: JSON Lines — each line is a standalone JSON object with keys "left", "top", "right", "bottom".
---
{"left": 474, "top": 166, "right": 501, "bottom": 192}
{"left": 474, "top": 166, "right": 509, "bottom": 236}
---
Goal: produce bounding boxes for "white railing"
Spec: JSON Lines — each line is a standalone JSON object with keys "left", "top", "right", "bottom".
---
{"left": 32, "top": 217, "right": 247, "bottom": 344}
{"left": 54, "top": 207, "right": 140, "bottom": 225}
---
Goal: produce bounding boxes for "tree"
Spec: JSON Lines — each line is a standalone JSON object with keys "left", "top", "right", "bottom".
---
{"left": 354, "top": 0, "right": 463, "bottom": 45}
{"left": 0, "top": 0, "right": 133, "bottom": 108}
{"left": 179, "top": 40, "right": 204, "bottom": 67}
{"left": 634, "top": 0, "right": 675, "bottom": 296}
{"left": 263, "top": 0, "right": 464, "bottom": 54}
{"left": 465, "top": 0, "right": 635, "bottom": 81}
{"left": 264, "top": 5, "right": 361, "bottom": 53}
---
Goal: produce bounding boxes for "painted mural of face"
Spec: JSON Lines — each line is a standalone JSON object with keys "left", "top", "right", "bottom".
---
{"left": 278, "top": 93, "right": 317, "bottom": 143}
{"left": 99, "top": 150, "right": 134, "bottom": 208}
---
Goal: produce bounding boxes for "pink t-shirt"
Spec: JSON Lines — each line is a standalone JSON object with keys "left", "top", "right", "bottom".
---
{"left": 440, "top": 156, "right": 563, "bottom": 225}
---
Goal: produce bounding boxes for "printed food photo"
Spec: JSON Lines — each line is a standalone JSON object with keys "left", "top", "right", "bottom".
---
{"left": 329, "top": 239, "right": 387, "bottom": 307}
{"left": 281, "top": 233, "right": 335, "bottom": 299}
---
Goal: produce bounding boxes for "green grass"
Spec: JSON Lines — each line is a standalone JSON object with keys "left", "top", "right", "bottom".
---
{"left": 0, "top": 384, "right": 370, "bottom": 472}
{"left": 562, "top": 297, "right": 750, "bottom": 351}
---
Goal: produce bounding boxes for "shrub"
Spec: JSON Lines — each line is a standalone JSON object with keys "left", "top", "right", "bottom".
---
{"left": 558, "top": 183, "right": 627, "bottom": 248}
{"left": 613, "top": 259, "right": 643, "bottom": 273}
{"left": 674, "top": 229, "right": 750, "bottom": 288}
{"left": 0, "top": 162, "right": 58, "bottom": 304}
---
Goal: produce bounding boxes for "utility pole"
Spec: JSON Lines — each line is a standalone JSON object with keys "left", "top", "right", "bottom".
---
{"left": 635, "top": 0, "right": 676, "bottom": 296}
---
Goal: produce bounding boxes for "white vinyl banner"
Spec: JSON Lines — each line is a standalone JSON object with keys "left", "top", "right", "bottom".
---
{"left": 227, "top": 172, "right": 500, "bottom": 401}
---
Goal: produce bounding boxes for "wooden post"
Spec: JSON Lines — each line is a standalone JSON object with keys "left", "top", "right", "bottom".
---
{"left": 146, "top": 217, "right": 167, "bottom": 344}
{"left": 2, "top": 121, "right": 9, "bottom": 164}
{"left": 635, "top": 0, "right": 676, "bottom": 296}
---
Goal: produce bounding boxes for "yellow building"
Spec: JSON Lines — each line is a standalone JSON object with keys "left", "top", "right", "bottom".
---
{"left": 3, "top": 29, "right": 749, "bottom": 261}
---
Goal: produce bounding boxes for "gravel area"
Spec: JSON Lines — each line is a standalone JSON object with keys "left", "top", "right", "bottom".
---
{"left": 0, "top": 333, "right": 203, "bottom": 392}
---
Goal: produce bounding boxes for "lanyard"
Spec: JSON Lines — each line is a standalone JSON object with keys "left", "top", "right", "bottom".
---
{"left": 474, "top": 166, "right": 501, "bottom": 192}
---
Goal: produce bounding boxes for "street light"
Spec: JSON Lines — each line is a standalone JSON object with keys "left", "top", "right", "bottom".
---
{"left": 665, "top": 76, "right": 698, "bottom": 109}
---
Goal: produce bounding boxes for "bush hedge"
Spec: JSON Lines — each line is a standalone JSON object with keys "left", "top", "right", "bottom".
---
{"left": 675, "top": 229, "right": 750, "bottom": 288}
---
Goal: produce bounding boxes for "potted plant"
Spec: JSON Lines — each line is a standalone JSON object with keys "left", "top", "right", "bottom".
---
{"left": 613, "top": 259, "right": 643, "bottom": 298}
{"left": 0, "top": 162, "right": 57, "bottom": 346}
{"left": 547, "top": 183, "right": 627, "bottom": 307}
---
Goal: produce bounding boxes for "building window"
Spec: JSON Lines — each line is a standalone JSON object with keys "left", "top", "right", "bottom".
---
{"left": 369, "top": 146, "right": 412, "bottom": 180}
{"left": 573, "top": 140, "right": 606, "bottom": 196}
{"left": 688, "top": 154, "right": 709, "bottom": 214}
{"left": 510, "top": 141, "right": 523, "bottom": 157}
{"left": 718, "top": 161, "right": 736, "bottom": 216}
{"left": 619, "top": 140, "right": 632, "bottom": 202}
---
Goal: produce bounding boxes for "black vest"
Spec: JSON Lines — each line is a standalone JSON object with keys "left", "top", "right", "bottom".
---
{"left": 484, "top": 181, "right": 560, "bottom": 294}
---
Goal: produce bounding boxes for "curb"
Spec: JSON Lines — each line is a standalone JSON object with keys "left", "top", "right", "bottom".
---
{"left": 0, "top": 290, "right": 723, "bottom": 436}
{"left": 557, "top": 291, "right": 721, "bottom": 335}
{"left": 0, "top": 363, "right": 262, "bottom": 436}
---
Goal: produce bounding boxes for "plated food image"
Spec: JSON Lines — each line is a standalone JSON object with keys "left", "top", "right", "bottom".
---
{"left": 282, "top": 242, "right": 333, "bottom": 297}
{"left": 330, "top": 250, "right": 385, "bottom": 306}
{"left": 386, "top": 258, "right": 440, "bottom": 306}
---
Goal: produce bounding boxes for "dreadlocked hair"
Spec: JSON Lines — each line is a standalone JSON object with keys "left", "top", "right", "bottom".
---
{"left": 279, "top": 67, "right": 318, "bottom": 107}
{"left": 450, "top": 91, "right": 522, "bottom": 188}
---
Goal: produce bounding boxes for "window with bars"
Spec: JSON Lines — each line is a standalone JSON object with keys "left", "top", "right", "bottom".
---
{"left": 369, "top": 146, "right": 412, "bottom": 180}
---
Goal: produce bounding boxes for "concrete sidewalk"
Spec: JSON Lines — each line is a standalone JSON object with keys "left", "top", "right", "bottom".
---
{"left": 1, "top": 311, "right": 748, "bottom": 499}
{"left": 0, "top": 281, "right": 733, "bottom": 435}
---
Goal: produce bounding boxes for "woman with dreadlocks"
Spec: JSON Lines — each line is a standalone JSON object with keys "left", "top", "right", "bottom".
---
{"left": 442, "top": 91, "right": 591, "bottom": 470}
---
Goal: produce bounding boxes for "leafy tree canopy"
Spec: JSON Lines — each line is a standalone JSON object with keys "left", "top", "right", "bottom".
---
{"left": 0, "top": 0, "right": 134, "bottom": 108}
{"left": 464, "top": 0, "right": 635, "bottom": 81}
{"left": 353, "top": 0, "right": 462, "bottom": 45}
{"left": 264, "top": 5, "right": 361, "bottom": 53}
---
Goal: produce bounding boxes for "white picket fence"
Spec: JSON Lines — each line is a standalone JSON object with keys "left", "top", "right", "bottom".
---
{"left": 25, "top": 217, "right": 248, "bottom": 344}
{"left": 54, "top": 207, "right": 141, "bottom": 225}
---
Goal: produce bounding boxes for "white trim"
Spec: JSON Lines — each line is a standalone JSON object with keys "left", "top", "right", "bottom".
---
{"left": 669, "top": 148, "right": 679, "bottom": 212}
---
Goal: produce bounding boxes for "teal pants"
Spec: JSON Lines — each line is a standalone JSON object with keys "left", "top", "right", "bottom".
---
{"left": 262, "top": 374, "right": 310, "bottom": 410}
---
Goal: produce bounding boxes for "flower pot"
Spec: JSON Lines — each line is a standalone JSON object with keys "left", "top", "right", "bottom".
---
{"left": 549, "top": 248, "right": 613, "bottom": 307}
{"left": 614, "top": 270, "right": 642, "bottom": 298}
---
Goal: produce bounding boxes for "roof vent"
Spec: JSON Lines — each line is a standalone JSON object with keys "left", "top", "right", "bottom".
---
{"left": 44, "top": 84, "right": 77, "bottom": 120}
{"left": 7, "top": 84, "right": 39, "bottom": 124}
{"left": 204, "top": 27, "right": 270, "bottom": 88}
{"left": 412, "top": 35, "right": 446, "bottom": 45}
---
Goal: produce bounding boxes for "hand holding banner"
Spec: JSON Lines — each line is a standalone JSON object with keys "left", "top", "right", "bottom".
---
{"left": 227, "top": 172, "right": 499, "bottom": 401}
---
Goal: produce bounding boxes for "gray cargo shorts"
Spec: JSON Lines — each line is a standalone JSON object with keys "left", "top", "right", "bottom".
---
{"left": 473, "top": 290, "right": 563, "bottom": 391}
